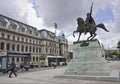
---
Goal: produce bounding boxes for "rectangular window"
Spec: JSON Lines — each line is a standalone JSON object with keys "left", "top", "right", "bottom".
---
{"left": 22, "top": 38, "right": 24, "bottom": 42}
{"left": 17, "top": 57, "right": 19, "bottom": 62}
{"left": 12, "top": 57, "right": 14, "bottom": 62}
{"left": 39, "top": 48, "right": 41, "bottom": 53}
{"left": 7, "top": 34, "right": 10, "bottom": 39}
{"left": 26, "top": 39, "right": 28, "bottom": 43}
{"left": 29, "top": 39, "right": 31, "bottom": 43}
{"left": 36, "top": 47, "right": 38, "bottom": 53}
{"left": 46, "top": 48, "right": 48, "bottom": 53}
{"left": 1, "top": 33, "right": 4, "bottom": 38}
{"left": 21, "top": 57, "right": 24, "bottom": 62}
{"left": 33, "top": 40, "right": 35, "bottom": 44}
{"left": 17, "top": 37, "right": 19, "bottom": 41}
{"left": 33, "top": 47, "right": 35, "bottom": 52}
{"left": 17, "top": 45, "right": 20, "bottom": 51}
{"left": 26, "top": 46, "right": 28, "bottom": 52}
{"left": 29, "top": 46, "right": 31, "bottom": 52}
{"left": 13, "top": 36, "right": 15, "bottom": 40}
{"left": 36, "top": 41, "right": 38, "bottom": 44}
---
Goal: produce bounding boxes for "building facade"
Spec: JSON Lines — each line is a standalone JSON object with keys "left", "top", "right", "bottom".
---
{"left": 0, "top": 14, "right": 68, "bottom": 66}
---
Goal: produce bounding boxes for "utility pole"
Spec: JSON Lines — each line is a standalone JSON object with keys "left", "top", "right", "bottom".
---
{"left": 54, "top": 23, "right": 57, "bottom": 37}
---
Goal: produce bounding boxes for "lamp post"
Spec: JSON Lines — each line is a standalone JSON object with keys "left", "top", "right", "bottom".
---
{"left": 54, "top": 23, "right": 57, "bottom": 37}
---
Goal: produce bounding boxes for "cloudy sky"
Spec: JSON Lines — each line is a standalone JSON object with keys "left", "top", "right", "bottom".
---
{"left": 0, "top": 0, "right": 120, "bottom": 49}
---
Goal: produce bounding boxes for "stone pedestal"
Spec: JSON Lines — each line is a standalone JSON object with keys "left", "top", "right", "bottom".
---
{"left": 65, "top": 39, "right": 110, "bottom": 76}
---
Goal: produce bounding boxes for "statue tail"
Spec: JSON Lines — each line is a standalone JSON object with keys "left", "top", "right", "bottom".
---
{"left": 96, "top": 23, "right": 109, "bottom": 32}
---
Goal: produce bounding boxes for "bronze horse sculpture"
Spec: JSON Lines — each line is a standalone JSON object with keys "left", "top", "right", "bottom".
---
{"left": 73, "top": 17, "right": 109, "bottom": 41}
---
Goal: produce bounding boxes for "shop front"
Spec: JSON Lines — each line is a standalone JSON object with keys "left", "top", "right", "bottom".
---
{"left": 0, "top": 51, "right": 31, "bottom": 73}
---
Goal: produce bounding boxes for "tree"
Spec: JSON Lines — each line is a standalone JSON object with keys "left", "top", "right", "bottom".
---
{"left": 117, "top": 40, "right": 120, "bottom": 59}
{"left": 111, "top": 51, "right": 118, "bottom": 56}
{"left": 117, "top": 40, "right": 120, "bottom": 53}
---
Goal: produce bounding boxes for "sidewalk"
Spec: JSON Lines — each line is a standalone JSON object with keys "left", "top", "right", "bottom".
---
{"left": 0, "top": 66, "right": 62, "bottom": 76}
{"left": 0, "top": 62, "right": 120, "bottom": 84}
{"left": 0, "top": 66, "right": 119, "bottom": 84}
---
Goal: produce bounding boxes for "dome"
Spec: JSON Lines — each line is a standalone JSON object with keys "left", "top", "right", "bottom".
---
{"left": 40, "top": 31, "right": 47, "bottom": 38}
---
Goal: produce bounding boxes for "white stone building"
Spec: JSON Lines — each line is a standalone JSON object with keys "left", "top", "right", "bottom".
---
{"left": 0, "top": 14, "right": 68, "bottom": 67}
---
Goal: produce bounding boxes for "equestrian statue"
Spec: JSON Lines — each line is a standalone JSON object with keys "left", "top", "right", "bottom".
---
{"left": 73, "top": 3, "right": 109, "bottom": 41}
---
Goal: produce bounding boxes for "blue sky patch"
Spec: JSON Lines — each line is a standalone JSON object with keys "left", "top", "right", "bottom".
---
{"left": 94, "top": 6, "right": 114, "bottom": 24}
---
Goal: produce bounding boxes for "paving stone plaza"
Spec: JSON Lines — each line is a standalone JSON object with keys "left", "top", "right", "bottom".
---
{"left": 0, "top": 61, "right": 120, "bottom": 84}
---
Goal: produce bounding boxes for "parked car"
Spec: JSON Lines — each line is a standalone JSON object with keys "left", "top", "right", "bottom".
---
{"left": 33, "top": 64, "right": 39, "bottom": 68}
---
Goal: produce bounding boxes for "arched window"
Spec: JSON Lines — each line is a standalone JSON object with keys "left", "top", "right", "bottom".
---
{"left": 26, "top": 38, "right": 28, "bottom": 43}
{"left": 17, "top": 37, "right": 19, "bottom": 41}
{"left": 36, "top": 56, "right": 38, "bottom": 61}
{"left": 25, "top": 46, "right": 28, "bottom": 52}
{"left": 39, "top": 48, "right": 41, "bottom": 53}
{"left": 29, "top": 39, "right": 31, "bottom": 43}
{"left": 21, "top": 27, "right": 25, "bottom": 33}
{"left": 12, "top": 57, "right": 14, "bottom": 61}
{"left": 33, "top": 47, "right": 35, "bottom": 52}
{"left": 46, "top": 48, "right": 48, "bottom": 53}
{"left": 17, "top": 45, "right": 20, "bottom": 51}
{"left": 1, "top": 33, "right": 4, "bottom": 38}
{"left": 7, "top": 34, "right": 10, "bottom": 39}
{"left": 21, "top": 45, "right": 24, "bottom": 52}
{"left": 33, "top": 56, "right": 35, "bottom": 61}
{"left": 6, "top": 43, "right": 10, "bottom": 50}
{"left": 1, "top": 42, "right": 4, "bottom": 50}
{"left": 29, "top": 46, "right": 31, "bottom": 52}
{"left": 21, "top": 57, "right": 24, "bottom": 62}
{"left": 13, "top": 36, "right": 15, "bottom": 40}
{"left": 12, "top": 44, "right": 15, "bottom": 51}
{"left": 17, "top": 57, "right": 19, "bottom": 62}
{"left": 36, "top": 47, "right": 38, "bottom": 53}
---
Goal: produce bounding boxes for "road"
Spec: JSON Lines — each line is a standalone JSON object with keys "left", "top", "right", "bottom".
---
{"left": 0, "top": 61, "right": 120, "bottom": 84}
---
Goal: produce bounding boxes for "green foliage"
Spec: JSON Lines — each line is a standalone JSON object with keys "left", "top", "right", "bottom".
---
{"left": 111, "top": 51, "right": 118, "bottom": 55}
{"left": 117, "top": 46, "right": 120, "bottom": 49}
{"left": 117, "top": 53, "right": 120, "bottom": 58}
{"left": 110, "top": 51, "right": 120, "bottom": 58}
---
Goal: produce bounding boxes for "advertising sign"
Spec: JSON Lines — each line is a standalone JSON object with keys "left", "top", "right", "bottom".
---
{"left": 1, "top": 57, "right": 7, "bottom": 70}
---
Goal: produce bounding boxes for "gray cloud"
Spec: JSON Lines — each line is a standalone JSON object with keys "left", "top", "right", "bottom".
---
{"left": 0, "top": 0, "right": 119, "bottom": 49}
{"left": 0, "top": 0, "right": 28, "bottom": 24}
{"left": 36, "top": 0, "right": 111, "bottom": 32}
{"left": 36, "top": 0, "right": 91, "bottom": 30}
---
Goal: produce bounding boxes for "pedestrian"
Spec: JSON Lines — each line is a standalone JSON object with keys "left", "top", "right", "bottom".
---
{"left": 53, "top": 62, "right": 56, "bottom": 69}
{"left": 9, "top": 61, "right": 17, "bottom": 78}
{"left": 20, "top": 63, "right": 24, "bottom": 72}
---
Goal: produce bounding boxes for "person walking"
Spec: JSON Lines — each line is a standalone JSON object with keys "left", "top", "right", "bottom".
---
{"left": 53, "top": 62, "right": 56, "bottom": 69}
{"left": 9, "top": 61, "right": 17, "bottom": 78}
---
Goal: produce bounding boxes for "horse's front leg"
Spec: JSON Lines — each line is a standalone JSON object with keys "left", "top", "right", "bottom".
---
{"left": 77, "top": 32, "right": 81, "bottom": 41}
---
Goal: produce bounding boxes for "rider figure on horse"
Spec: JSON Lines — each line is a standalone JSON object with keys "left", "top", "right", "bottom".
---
{"left": 85, "top": 2, "right": 96, "bottom": 34}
